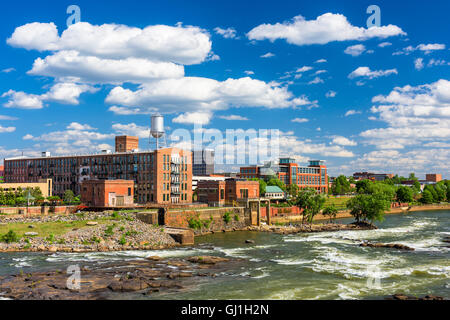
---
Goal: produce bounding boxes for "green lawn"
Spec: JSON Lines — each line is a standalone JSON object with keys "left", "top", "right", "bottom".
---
{"left": 324, "top": 196, "right": 352, "bottom": 210}
{"left": 0, "top": 218, "right": 113, "bottom": 239}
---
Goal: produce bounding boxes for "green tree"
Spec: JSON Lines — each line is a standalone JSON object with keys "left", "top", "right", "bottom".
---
{"left": 356, "top": 180, "right": 372, "bottom": 194}
{"left": 412, "top": 180, "right": 421, "bottom": 194}
{"left": 332, "top": 175, "right": 351, "bottom": 195}
{"left": 249, "top": 178, "right": 267, "bottom": 195}
{"left": 286, "top": 184, "right": 299, "bottom": 199}
{"left": 295, "top": 188, "right": 325, "bottom": 224}
{"left": 421, "top": 190, "right": 434, "bottom": 204}
{"left": 322, "top": 205, "right": 338, "bottom": 223}
{"left": 267, "top": 178, "right": 286, "bottom": 192}
{"left": 63, "top": 190, "right": 75, "bottom": 203}
{"left": 396, "top": 186, "right": 413, "bottom": 203}
{"left": 346, "top": 194, "right": 390, "bottom": 223}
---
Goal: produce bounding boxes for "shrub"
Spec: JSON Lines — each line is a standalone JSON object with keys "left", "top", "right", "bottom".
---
{"left": 234, "top": 214, "right": 240, "bottom": 222}
{"left": 188, "top": 217, "right": 203, "bottom": 230}
{"left": 46, "top": 234, "right": 56, "bottom": 244}
{"left": 223, "top": 211, "right": 232, "bottom": 224}
{"left": 119, "top": 236, "right": 127, "bottom": 246}
{"left": 1, "top": 230, "right": 20, "bottom": 243}
{"left": 104, "top": 224, "right": 115, "bottom": 237}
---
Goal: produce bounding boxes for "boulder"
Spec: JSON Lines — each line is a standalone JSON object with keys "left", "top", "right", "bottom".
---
{"left": 245, "top": 240, "right": 255, "bottom": 244}
{"left": 86, "top": 222, "right": 98, "bottom": 226}
{"left": 25, "top": 232, "right": 38, "bottom": 237}
{"left": 187, "top": 256, "right": 229, "bottom": 265}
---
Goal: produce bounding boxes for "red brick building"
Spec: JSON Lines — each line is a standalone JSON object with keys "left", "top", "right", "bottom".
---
{"left": 426, "top": 174, "right": 442, "bottom": 183}
{"left": 240, "top": 159, "right": 328, "bottom": 193}
{"left": 3, "top": 136, "right": 192, "bottom": 205}
{"left": 197, "top": 179, "right": 260, "bottom": 206}
{"left": 115, "top": 136, "right": 139, "bottom": 153}
{"left": 81, "top": 180, "right": 134, "bottom": 207}
{"left": 0, "top": 165, "right": 4, "bottom": 182}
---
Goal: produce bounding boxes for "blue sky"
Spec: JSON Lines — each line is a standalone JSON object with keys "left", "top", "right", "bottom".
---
{"left": 0, "top": 0, "right": 449, "bottom": 178}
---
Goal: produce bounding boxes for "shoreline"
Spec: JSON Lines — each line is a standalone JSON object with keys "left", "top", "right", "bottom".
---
{"left": 0, "top": 205, "right": 448, "bottom": 254}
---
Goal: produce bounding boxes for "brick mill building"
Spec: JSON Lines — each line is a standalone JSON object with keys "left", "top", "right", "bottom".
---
{"left": 240, "top": 158, "right": 329, "bottom": 193}
{"left": 197, "top": 179, "right": 260, "bottom": 207}
{"left": 81, "top": 180, "right": 134, "bottom": 207}
{"left": 3, "top": 136, "right": 192, "bottom": 205}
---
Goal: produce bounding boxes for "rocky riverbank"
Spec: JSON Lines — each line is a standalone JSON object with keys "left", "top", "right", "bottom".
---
{"left": 0, "top": 212, "right": 178, "bottom": 253}
{"left": 0, "top": 255, "right": 239, "bottom": 300}
{"left": 247, "top": 222, "right": 377, "bottom": 235}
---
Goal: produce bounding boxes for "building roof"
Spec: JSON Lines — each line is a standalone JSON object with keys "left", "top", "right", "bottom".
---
{"left": 265, "top": 186, "right": 284, "bottom": 194}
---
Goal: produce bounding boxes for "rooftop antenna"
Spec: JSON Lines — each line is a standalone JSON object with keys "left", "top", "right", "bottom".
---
{"left": 150, "top": 113, "right": 166, "bottom": 150}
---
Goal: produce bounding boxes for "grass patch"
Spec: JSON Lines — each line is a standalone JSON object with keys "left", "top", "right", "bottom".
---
{"left": 0, "top": 220, "right": 110, "bottom": 239}
{"left": 324, "top": 196, "right": 351, "bottom": 210}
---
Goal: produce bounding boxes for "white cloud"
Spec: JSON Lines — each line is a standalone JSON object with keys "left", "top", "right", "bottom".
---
{"left": 414, "top": 58, "right": 424, "bottom": 70}
{"left": 361, "top": 79, "right": 450, "bottom": 149}
{"left": 315, "top": 59, "right": 327, "bottom": 63}
{"left": 0, "top": 115, "right": 18, "bottom": 120}
{"left": 308, "top": 77, "right": 324, "bottom": 85}
{"left": 0, "top": 125, "right": 15, "bottom": 133}
{"left": 218, "top": 115, "right": 249, "bottom": 121}
{"left": 427, "top": 58, "right": 449, "bottom": 67}
{"left": 106, "top": 76, "right": 314, "bottom": 115}
{"left": 108, "top": 106, "right": 150, "bottom": 115}
{"left": 1, "top": 68, "right": 16, "bottom": 73}
{"left": 332, "top": 136, "right": 357, "bottom": 146}
{"left": 8, "top": 22, "right": 212, "bottom": 65}
{"left": 344, "top": 44, "right": 366, "bottom": 56}
{"left": 291, "top": 118, "right": 309, "bottom": 123}
{"left": 296, "top": 66, "right": 313, "bottom": 73}
{"left": 378, "top": 42, "right": 392, "bottom": 47}
{"left": 2, "top": 82, "right": 97, "bottom": 108}
{"left": 314, "top": 70, "right": 327, "bottom": 75}
{"left": 172, "top": 112, "right": 213, "bottom": 125}
{"left": 348, "top": 66, "right": 398, "bottom": 79}
{"left": 111, "top": 123, "right": 150, "bottom": 138}
{"left": 393, "top": 43, "right": 446, "bottom": 55}
{"left": 244, "top": 70, "right": 255, "bottom": 75}
{"left": 66, "top": 122, "right": 95, "bottom": 130}
{"left": 28, "top": 50, "right": 184, "bottom": 84}
{"left": 214, "top": 27, "right": 237, "bottom": 39}
{"left": 247, "top": 13, "right": 405, "bottom": 46}
{"left": 260, "top": 52, "right": 275, "bottom": 58}
{"left": 326, "top": 90, "right": 337, "bottom": 98}
{"left": 345, "top": 109, "right": 362, "bottom": 116}
{"left": 2, "top": 90, "right": 44, "bottom": 109}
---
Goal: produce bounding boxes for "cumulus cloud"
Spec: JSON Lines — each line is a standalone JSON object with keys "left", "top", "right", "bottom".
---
{"left": 2, "top": 82, "right": 97, "bottom": 108}
{"left": 331, "top": 136, "right": 357, "bottom": 146}
{"left": 308, "top": 77, "right": 324, "bottom": 85}
{"left": 393, "top": 43, "right": 446, "bottom": 55}
{"left": 214, "top": 27, "right": 237, "bottom": 39}
{"left": 345, "top": 110, "right": 362, "bottom": 116}
{"left": 218, "top": 115, "right": 249, "bottom": 121}
{"left": 28, "top": 50, "right": 184, "bottom": 84}
{"left": 8, "top": 22, "right": 212, "bottom": 65}
{"left": 260, "top": 52, "right": 275, "bottom": 58}
{"left": 0, "top": 115, "right": 18, "bottom": 120}
{"left": 0, "top": 125, "right": 15, "bottom": 133}
{"left": 111, "top": 123, "right": 150, "bottom": 138}
{"left": 344, "top": 44, "right": 366, "bottom": 56}
{"left": 326, "top": 90, "right": 337, "bottom": 98}
{"left": 291, "top": 118, "right": 309, "bottom": 123}
{"left": 378, "top": 42, "right": 392, "bottom": 47}
{"left": 315, "top": 59, "right": 327, "bottom": 63}
{"left": 414, "top": 58, "right": 424, "bottom": 70}
{"left": 247, "top": 13, "right": 405, "bottom": 46}
{"left": 348, "top": 66, "right": 398, "bottom": 79}
{"left": 360, "top": 79, "right": 450, "bottom": 149}
{"left": 172, "top": 112, "right": 213, "bottom": 125}
{"left": 296, "top": 66, "right": 313, "bottom": 73}
{"left": 106, "top": 77, "right": 315, "bottom": 115}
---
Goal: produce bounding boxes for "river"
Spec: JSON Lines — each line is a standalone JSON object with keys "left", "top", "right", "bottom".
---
{"left": 1, "top": 210, "right": 449, "bottom": 300}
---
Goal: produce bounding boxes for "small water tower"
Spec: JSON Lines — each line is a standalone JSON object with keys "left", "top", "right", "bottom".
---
{"left": 150, "top": 113, "right": 166, "bottom": 149}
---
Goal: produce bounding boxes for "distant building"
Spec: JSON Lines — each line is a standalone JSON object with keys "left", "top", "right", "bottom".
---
{"left": 240, "top": 159, "right": 328, "bottom": 193}
{"left": 426, "top": 174, "right": 442, "bottom": 183}
{"left": 197, "top": 179, "right": 259, "bottom": 207}
{"left": 81, "top": 180, "right": 134, "bottom": 207}
{"left": 4, "top": 136, "right": 192, "bottom": 205}
{"left": 192, "top": 149, "right": 215, "bottom": 176}
{"left": 353, "top": 172, "right": 394, "bottom": 181}
{"left": 0, "top": 179, "right": 52, "bottom": 198}
{"left": 192, "top": 175, "right": 228, "bottom": 192}
{"left": 264, "top": 186, "right": 285, "bottom": 200}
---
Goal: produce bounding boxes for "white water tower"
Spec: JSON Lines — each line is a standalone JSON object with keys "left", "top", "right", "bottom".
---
{"left": 150, "top": 113, "right": 166, "bottom": 149}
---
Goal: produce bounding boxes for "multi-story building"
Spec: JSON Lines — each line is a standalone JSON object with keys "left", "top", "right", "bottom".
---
{"left": 0, "top": 179, "right": 53, "bottom": 198}
{"left": 192, "top": 149, "right": 215, "bottom": 176}
{"left": 425, "top": 174, "right": 442, "bottom": 183}
{"left": 240, "top": 158, "right": 328, "bottom": 193}
{"left": 81, "top": 180, "right": 134, "bottom": 207}
{"left": 353, "top": 172, "right": 394, "bottom": 181}
{"left": 197, "top": 179, "right": 260, "bottom": 206}
{"left": 3, "top": 136, "right": 192, "bottom": 205}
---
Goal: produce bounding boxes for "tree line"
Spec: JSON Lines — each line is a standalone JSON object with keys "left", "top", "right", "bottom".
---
{"left": 0, "top": 187, "right": 80, "bottom": 206}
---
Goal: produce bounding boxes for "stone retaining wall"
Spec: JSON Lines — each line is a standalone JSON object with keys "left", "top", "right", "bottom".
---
{"left": 0, "top": 206, "right": 77, "bottom": 218}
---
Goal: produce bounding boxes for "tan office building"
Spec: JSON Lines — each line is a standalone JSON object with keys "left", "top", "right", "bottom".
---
{"left": 0, "top": 179, "right": 52, "bottom": 197}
